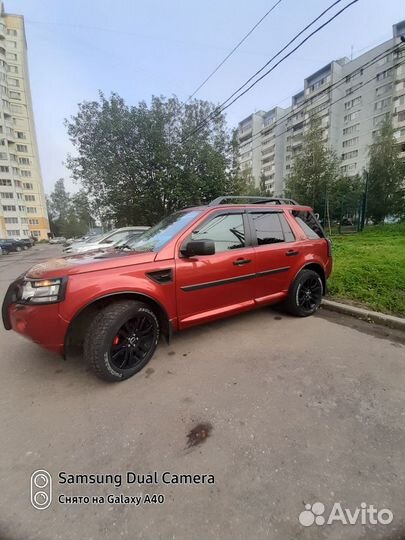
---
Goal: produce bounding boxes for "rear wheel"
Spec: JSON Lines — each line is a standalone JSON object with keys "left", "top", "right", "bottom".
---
{"left": 84, "top": 300, "right": 160, "bottom": 382}
{"left": 283, "top": 269, "right": 323, "bottom": 317}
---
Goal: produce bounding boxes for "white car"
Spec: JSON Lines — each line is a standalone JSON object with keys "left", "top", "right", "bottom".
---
{"left": 63, "top": 227, "right": 149, "bottom": 255}
{"left": 49, "top": 237, "right": 66, "bottom": 244}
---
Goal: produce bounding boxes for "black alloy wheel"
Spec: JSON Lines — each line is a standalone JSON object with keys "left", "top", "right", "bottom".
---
{"left": 297, "top": 276, "right": 323, "bottom": 313}
{"left": 110, "top": 313, "right": 156, "bottom": 371}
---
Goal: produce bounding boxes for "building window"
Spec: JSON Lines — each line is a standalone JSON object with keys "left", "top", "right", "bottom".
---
{"left": 375, "top": 83, "right": 393, "bottom": 97}
{"left": 373, "top": 112, "right": 390, "bottom": 126}
{"left": 4, "top": 217, "right": 18, "bottom": 223}
{"left": 28, "top": 218, "right": 39, "bottom": 225}
{"left": 23, "top": 182, "right": 33, "bottom": 189}
{"left": 374, "top": 97, "right": 391, "bottom": 111}
{"left": 7, "top": 77, "right": 19, "bottom": 87}
{"left": 6, "top": 52, "right": 17, "bottom": 61}
{"left": 18, "top": 157, "right": 30, "bottom": 165}
{"left": 376, "top": 68, "right": 393, "bottom": 81}
{"left": 14, "top": 180, "right": 22, "bottom": 188}
{"left": 18, "top": 205, "right": 25, "bottom": 212}
{"left": 20, "top": 170, "right": 31, "bottom": 177}
{"left": 16, "top": 144, "right": 28, "bottom": 152}
{"left": 6, "top": 29, "right": 17, "bottom": 36}
{"left": 24, "top": 194, "right": 35, "bottom": 201}
{"left": 0, "top": 152, "right": 8, "bottom": 160}
{"left": 26, "top": 207, "right": 37, "bottom": 214}
{"left": 0, "top": 192, "right": 14, "bottom": 199}
{"left": 6, "top": 40, "right": 16, "bottom": 48}
{"left": 344, "top": 97, "right": 362, "bottom": 110}
{"left": 16, "top": 131, "right": 26, "bottom": 139}
{"left": 0, "top": 165, "right": 9, "bottom": 172}
{"left": 8, "top": 65, "right": 18, "bottom": 73}
{"left": 0, "top": 179, "right": 11, "bottom": 186}
{"left": 2, "top": 205, "right": 16, "bottom": 211}
{"left": 341, "top": 150, "right": 359, "bottom": 160}
{"left": 9, "top": 91, "right": 21, "bottom": 100}
{"left": 342, "top": 137, "right": 359, "bottom": 148}
{"left": 31, "top": 230, "right": 41, "bottom": 238}
{"left": 7, "top": 230, "right": 20, "bottom": 236}
{"left": 10, "top": 103, "right": 23, "bottom": 113}
{"left": 398, "top": 111, "right": 405, "bottom": 123}
{"left": 343, "top": 123, "right": 360, "bottom": 135}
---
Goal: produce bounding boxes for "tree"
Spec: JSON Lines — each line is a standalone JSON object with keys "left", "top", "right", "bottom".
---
{"left": 367, "top": 118, "right": 405, "bottom": 223}
{"left": 65, "top": 93, "right": 250, "bottom": 226}
{"left": 47, "top": 179, "right": 93, "bottom": 237}
{"left": 285, "top": 115, "right": 341, "bottom": 215}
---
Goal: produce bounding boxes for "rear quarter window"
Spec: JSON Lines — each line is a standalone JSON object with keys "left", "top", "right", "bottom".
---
{"left": 292, "top": 210, "right": 324, "bottom": 239}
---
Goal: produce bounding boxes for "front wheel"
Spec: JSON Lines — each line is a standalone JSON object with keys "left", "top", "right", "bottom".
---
{"left": 84, "top": 300, "right": 160, "bottom": 382}
{"left": 283, "top": 269, "right": 323, "bottom": 317}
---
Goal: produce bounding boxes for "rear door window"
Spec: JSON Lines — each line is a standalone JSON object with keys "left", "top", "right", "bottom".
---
{"left": 292, "top": 211, "right": 324, "bottom": 239}
{"left": 249, "top": 212, "right": 295, "bottom": 244}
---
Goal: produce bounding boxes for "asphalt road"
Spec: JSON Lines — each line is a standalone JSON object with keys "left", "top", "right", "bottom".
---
{"left": 0, "top": 245, "right": 404, "bottom": 540}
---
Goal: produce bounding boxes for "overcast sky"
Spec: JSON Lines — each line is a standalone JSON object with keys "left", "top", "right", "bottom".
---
{"left": 5, "top": 0, "right": 405, "bottom": 193}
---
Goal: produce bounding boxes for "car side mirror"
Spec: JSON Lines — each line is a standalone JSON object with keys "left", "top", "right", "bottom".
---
{"left": 181, "top": 240, "right": 215, "bottom": 257}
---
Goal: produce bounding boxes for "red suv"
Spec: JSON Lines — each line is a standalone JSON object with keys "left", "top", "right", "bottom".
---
{"left": 2, "top": 197, "right": 332, "bottom": 382}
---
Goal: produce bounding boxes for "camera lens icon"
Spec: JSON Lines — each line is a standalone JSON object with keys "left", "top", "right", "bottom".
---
{"left": 31, "top": 470, "right": 52, "bottom": 510}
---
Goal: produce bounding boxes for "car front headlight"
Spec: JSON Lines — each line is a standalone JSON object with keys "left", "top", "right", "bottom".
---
{"left": 18, "top": 278, "right": 66, "bottom": 304}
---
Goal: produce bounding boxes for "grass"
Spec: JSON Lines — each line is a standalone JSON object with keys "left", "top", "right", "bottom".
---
{"left": 327, "top": 223, "right": 405, "bottom": 317}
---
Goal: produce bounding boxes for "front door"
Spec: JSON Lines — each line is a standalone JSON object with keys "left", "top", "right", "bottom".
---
{"left": 175, "top": 211, "right": 256, "bottom": 328}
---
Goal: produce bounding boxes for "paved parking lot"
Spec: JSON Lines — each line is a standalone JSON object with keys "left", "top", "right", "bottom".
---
{"left": 0, "top": 245, "right": 404, "bottom": 540}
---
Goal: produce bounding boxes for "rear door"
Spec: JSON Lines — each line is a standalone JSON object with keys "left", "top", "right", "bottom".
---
{"left": 175, "top": 210, "right": 256, "bottom": 327}
{"left": 248, "top": 210, "right": 302, "bottom": 304}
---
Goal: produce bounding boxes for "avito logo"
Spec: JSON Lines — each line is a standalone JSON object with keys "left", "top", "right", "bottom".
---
{"left": 299, "top": 501, "right": 393, "bottom": 527}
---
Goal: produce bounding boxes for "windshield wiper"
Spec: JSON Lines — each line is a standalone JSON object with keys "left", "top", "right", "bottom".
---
{"left": 114, "top": 244, "right": 133, "bottom": 251}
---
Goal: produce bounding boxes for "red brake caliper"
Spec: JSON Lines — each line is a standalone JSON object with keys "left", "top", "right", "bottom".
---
{"left": 113, "top": 335, "right": 120, "bottom": 346}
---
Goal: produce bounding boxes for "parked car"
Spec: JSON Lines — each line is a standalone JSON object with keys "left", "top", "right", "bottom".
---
{"left": 0, "top": 239, "right": 25, "bottom": 252}
{"left": 49, "top": 237, "right": 67, "bottom": 244}
{"left": 2, "top": 196, "right": 332, "bottom": 382}
{"left": 19, "top": 238, "right": 35, "bottom": 249}
{"left": 63, "top": 227, "right": 149, "bottom": 255}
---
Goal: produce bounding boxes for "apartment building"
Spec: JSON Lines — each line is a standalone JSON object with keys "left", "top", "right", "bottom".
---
{"left": 0, "top": 3, "right": 49, "bottom": 241}
{"left": 237, "top": 20, "right": 405, "bottom": 196}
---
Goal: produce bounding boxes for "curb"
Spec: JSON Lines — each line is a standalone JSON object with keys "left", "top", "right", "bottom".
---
{"left": 321, "top": 299, "right": 405, "bottom": 331}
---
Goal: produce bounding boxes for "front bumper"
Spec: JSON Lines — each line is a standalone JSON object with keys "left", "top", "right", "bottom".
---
{"left": 2, "top": 278, "right": 68, "bottom": 355}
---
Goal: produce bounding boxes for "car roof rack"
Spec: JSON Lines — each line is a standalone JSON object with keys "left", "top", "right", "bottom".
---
{"left": 208, "top": 196, "right": 298, "bottom": 206}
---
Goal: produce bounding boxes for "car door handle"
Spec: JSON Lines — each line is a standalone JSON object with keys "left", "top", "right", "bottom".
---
{"left": 233, "top": 258, "right": 252, "bottom": 266}
{"left": 286, "top": 249, "right": 299, "bottom": 256}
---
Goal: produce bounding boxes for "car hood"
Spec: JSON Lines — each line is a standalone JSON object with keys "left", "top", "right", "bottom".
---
{"left": 25, "top": 249, "right": 157, "bottom": 279}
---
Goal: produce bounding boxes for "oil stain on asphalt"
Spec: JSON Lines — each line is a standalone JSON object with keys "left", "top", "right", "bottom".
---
{"left": 186, "top": 423, "right": 213, "bottom": 448}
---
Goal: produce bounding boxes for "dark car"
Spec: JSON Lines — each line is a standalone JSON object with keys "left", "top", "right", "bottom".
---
{"left": 2, "top": 196, "right": 332, "bottom": 382}
{"left": 19, "top": 238, "right": 35, "bottom": 249}
{"left": 0, "top": 239, "right": 26, "bottom": 253}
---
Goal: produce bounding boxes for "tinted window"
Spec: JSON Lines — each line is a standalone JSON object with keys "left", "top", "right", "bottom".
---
{"left": 250, "top": 212, "right": 285, "bottom": 245}
{"left": 279, "top": 214, "right": 296, "bottom": 242}
{"left": 292, "top": 210, "right": 324, "bottom": 239}
{"left": 191, "top": 213, "right": 245, "bottom": 252}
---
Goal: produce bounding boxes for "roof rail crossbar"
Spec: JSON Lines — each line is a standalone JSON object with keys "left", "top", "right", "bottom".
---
{"left": 208, "top": 196, "right": 297, "bottom": 206}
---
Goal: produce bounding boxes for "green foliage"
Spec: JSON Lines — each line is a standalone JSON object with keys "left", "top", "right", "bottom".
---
{"left": 65, "top": 93, "right": 251, "bottom": 226}
{"left": 328, "top": 223, "right": 405, "bottom": 315}
{"left": 285, "top": 115, "right": 341, "bottom": 215}
{"left": 367, "top": 119, "right": 405, "bottom": 223}
{"left": 47, "top": 179, "right": 94, "bottom": 237}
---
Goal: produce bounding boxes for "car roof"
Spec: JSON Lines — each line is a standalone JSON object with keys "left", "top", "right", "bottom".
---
{"left": 184, "top": 203, "right": 313, "bottom": 212}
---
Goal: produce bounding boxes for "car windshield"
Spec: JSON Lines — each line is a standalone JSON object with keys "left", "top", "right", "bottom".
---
{"left": 125, "top": 210, "right": 202, "bottom": 252}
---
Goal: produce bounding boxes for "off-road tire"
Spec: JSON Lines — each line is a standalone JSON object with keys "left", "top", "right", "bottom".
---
{"left": 84, "top": 300, "right": 159, "bottom": 382}
{"left": 283, "top": 269, "right": 323, "bottom": 317}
